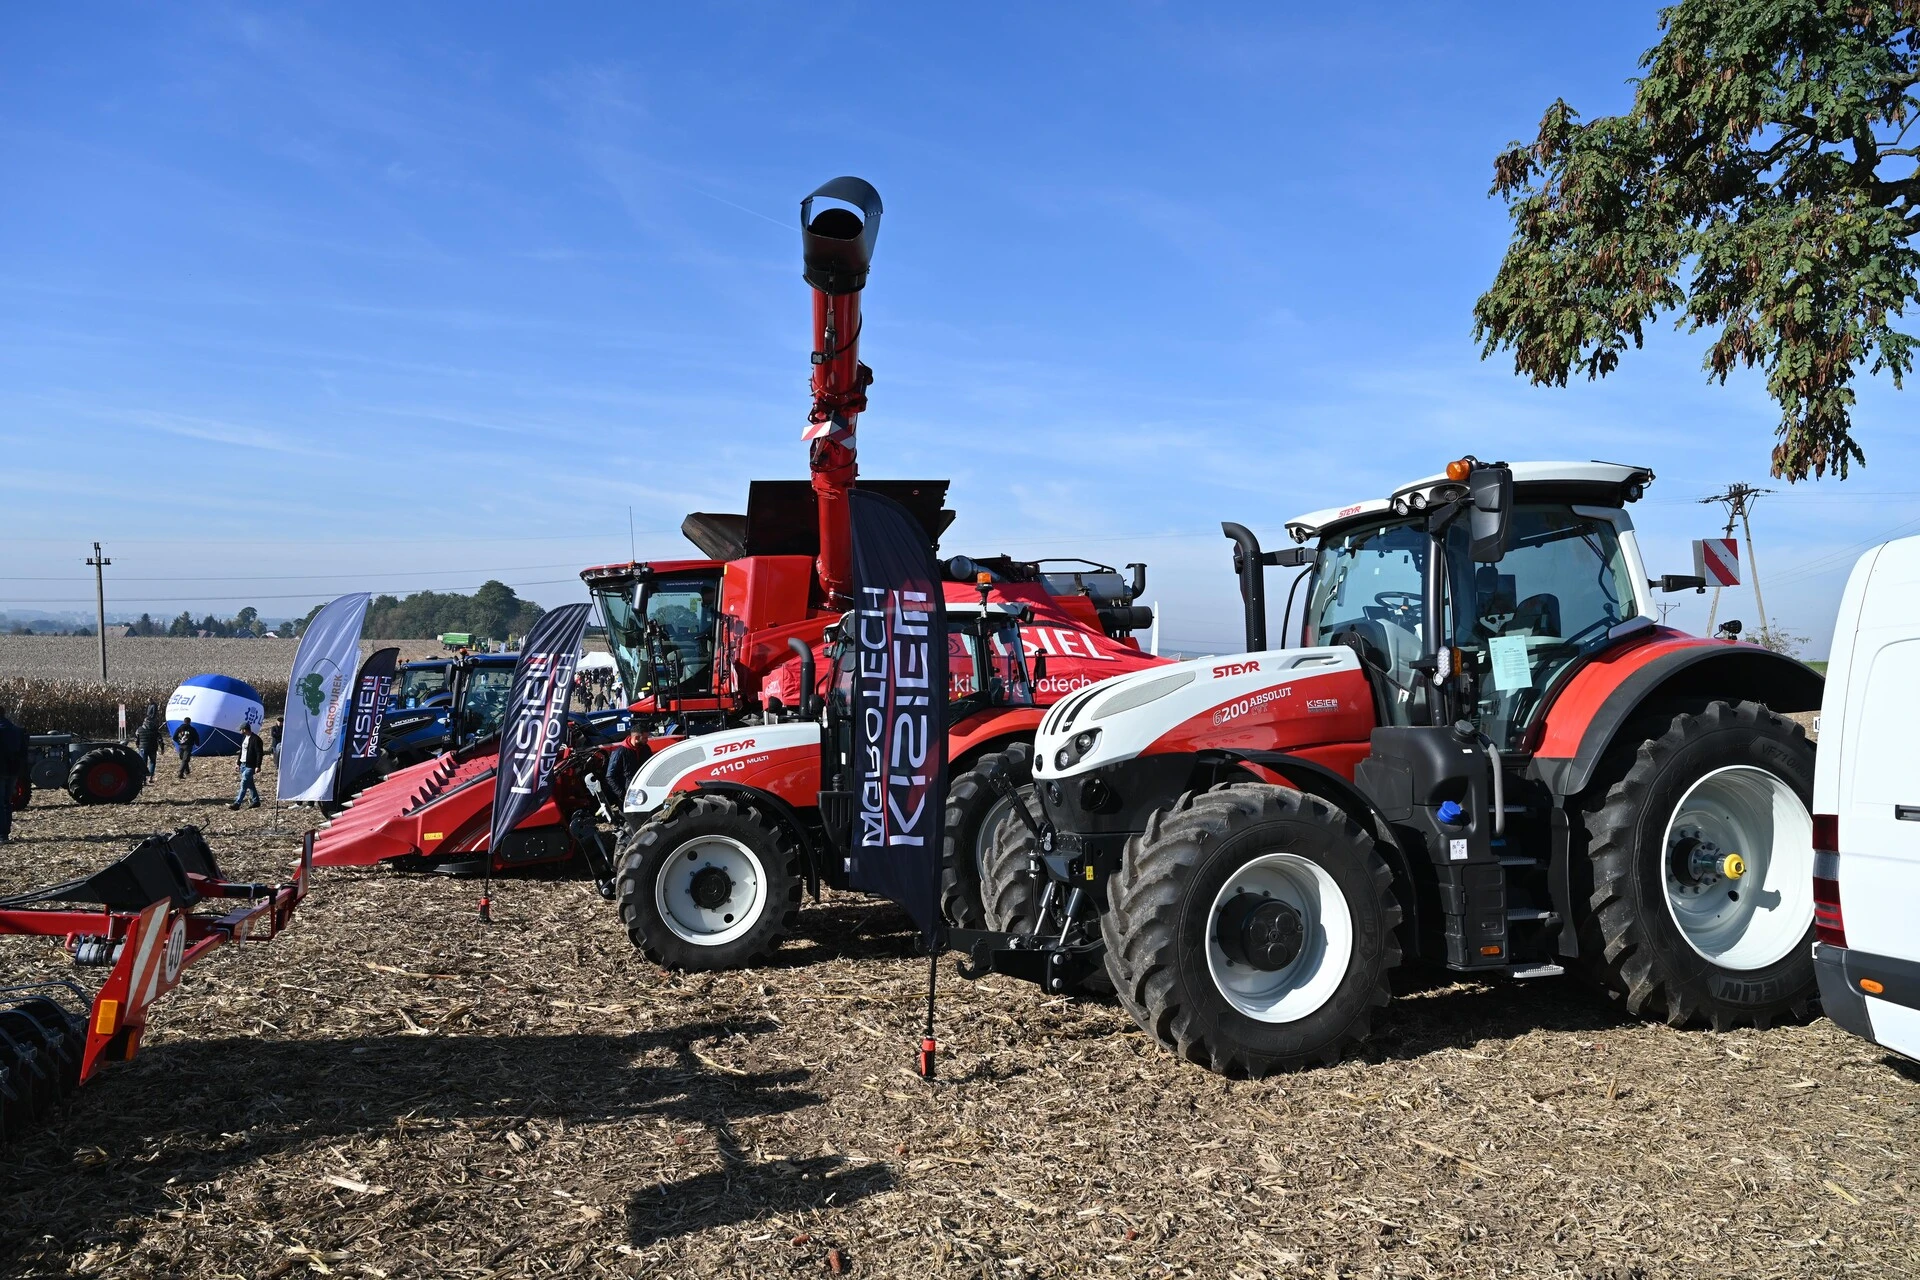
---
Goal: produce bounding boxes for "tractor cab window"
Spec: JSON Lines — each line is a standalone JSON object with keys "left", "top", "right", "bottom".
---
{"left": 1304, "top": 518, "right": 1429, "bottom": 724}
{"left": 1446, "top": 504, "right": 1638, "bottom": 751}
{"left": 949, "top": 611, "right": 1035, "bottom": 710}
{"left": 595, "top": 574, "right": 720, "bottom": 703}
{"left": 457, "top": 665, "right": 516, "bottom": 741}
{"left": 393, "top": 665, "right": 449, "bottom": 709}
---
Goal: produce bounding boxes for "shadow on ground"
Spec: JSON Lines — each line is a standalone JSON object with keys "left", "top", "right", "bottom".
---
{"left": 0, "top": 1019, "right": 893, "bottom": 1266}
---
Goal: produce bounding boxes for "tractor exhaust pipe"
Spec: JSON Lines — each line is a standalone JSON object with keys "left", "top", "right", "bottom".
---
{"left": 801, "top": 177, "right": 884, "bottom": 609}
{"left": 788, "top": 636, "right": 819, "bottom": 719}
{"left": 1222, "top": 522, "right": 1270, "bottom": 652}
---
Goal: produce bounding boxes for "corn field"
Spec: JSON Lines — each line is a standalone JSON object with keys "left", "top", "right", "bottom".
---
{"left": 0, "top": 636, "right": 307, "bottom": 737}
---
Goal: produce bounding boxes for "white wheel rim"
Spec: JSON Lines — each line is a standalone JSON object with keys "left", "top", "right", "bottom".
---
{"left": 654, "top": 835, "right": 768, "bottom": 947}
{"left": 1660, "top": 765, "right": 1813, "bottom": 970}
{"left": 1205, "top": 852, "right": 1355, "bottom": 1023}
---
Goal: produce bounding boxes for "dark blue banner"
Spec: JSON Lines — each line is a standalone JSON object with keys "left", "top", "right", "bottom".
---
{"left": 489, "top": 603, "right": 592, "bottom": 855}
{"left": 333, "top": 646, "right": 399, "bottom": 800}
{"left": 846, "top": 488, "right": 949, "bottom": 943}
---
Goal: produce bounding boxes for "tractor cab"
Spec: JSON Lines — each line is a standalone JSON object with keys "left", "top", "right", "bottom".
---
{"left": 389, "top": 660, "right": 453, "bottom": 711}
{"left": 582, "top": 559, "right": 727, "bottom": 716}
{"left": 946, "top": 600, "right": 1038, "bottom": 716}
{"left": 1287, "top": 461, "right": 1657, "bottom": 750}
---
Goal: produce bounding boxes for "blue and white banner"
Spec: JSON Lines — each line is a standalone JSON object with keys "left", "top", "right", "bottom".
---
{"left": 279, "top": 593, "right": 372, "bottom": 802}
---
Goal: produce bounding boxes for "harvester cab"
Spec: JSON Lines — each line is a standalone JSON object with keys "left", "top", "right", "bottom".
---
{"left": 970, "top": 458, "right": 1825, "bottom": 1077}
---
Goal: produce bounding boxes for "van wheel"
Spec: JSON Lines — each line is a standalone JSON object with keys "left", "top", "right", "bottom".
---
{"left": 1104, "top": 784, "right": 1399, "bottom": 1077}
{"left": 942, "top": 744, "right": 1032, "bottom": 929}
{"left": 1577, "top": 700, "right": 1817, "bottom": 1030}
{"left": 615, "top": 794, "right": 801, "bottom": 971}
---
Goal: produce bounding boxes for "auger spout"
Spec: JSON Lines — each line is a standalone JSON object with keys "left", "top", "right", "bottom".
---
{"left": 800, "top": 176, "right": 883, "bottom": 609}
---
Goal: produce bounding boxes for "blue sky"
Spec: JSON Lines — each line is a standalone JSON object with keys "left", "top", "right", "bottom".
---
{"left": 3, "top": 3, "right": 1916, "bottom": 655}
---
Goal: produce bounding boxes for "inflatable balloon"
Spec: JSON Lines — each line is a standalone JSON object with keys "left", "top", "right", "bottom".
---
{"left": 165, "top": 674, "right": 266, "bottom": 756}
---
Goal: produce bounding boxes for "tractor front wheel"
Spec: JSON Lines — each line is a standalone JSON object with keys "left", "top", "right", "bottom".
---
{"left": 67, "top": 746, "right": 144, "bottom": 805}
{"left": 1104, "top": 784, "right": 1400, "bottom": 1076}
{"left": 1578, "top": 700, "right": 1817, "bottom": 1029}
{"left": 941, "top": 744, "right": 1032, "bottom": 929}
{"left": 614, "top": 793, "right": 802, "bottom": 971}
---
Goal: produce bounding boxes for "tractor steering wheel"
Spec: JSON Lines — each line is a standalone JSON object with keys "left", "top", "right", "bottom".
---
{"left": 1373, "top": 590, "right": 1422, "bottom": 613}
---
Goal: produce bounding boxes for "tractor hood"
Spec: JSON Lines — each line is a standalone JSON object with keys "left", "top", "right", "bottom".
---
{"left": 623, "top": 721, "right": 823, "bottom": 818}
{"left": 1030, "top": 646, "right": 1373, "bottom": 781}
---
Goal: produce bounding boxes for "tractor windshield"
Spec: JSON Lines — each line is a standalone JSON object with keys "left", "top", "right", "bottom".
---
{"left": 595, "top": 573, "right": 721, "bottom": 704}
{"left": 1445, "top": 504, "right": 1638, "bottom": 750}
{"left": 392, "top": 664, "right": 450, "bottom": 709}
{"left": 949, "top": 612, "right": 1035, "bottom": 710}
{"left": 1304, "top": 517, "right": 1430, "bottom": 724}
{"left": 456, "top": 665, "right": 516, "bottom": 742}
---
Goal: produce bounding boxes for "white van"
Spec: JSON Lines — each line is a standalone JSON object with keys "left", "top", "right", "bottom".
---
{"left": 1812, "top": 532, "right": 1920, "bottom": 1059}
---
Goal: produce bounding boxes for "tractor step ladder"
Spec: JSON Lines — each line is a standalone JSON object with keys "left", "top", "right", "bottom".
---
{"left": 1504, "top": 962, "right": 1566, "bottom": 980}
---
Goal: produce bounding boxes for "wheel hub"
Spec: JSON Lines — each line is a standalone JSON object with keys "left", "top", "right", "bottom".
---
{"left": 1215, "top": 891, "right": 1305, "bottom": 971}
{"left": 688, "top": 865, "right": 734, "bottom": 910}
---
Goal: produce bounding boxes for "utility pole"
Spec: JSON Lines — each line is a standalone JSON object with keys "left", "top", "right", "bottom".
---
{"left": 86, "top": 541, "right": 111, "bottom": 682}
{"left": 1699, "top": 484, "right": 1773, "bottom": 645}
{"left": 1655, "top": 600, "right": 1680, "bottom": 626}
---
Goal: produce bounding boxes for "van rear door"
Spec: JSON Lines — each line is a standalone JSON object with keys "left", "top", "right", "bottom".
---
{"left": 1828, "top": 535, "right": 1920, "bottom": 1055}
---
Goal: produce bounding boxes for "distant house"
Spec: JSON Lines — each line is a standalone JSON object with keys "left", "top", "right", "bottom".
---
{"left": 104, "top": 624, "right": 136, "bottom": 639}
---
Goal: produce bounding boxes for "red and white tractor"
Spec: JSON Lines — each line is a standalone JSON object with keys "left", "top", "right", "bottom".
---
{"left": 963, "top": 458, "right": 1825, "bottom": 1075}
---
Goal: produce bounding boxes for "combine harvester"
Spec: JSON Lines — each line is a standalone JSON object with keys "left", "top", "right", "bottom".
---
{"left": 0, "top": 828, "right": 311, "bottom": 1142}
{"left": 313, "top": 176, "right": 1165, "bottom": 936}
{"left": 962, "top": 457, "right": 1826, "bottom": 1074}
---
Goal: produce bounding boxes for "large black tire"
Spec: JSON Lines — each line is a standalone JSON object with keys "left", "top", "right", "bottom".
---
{"left": 66, "top": 746, "right": 144, "bottom": 805}
{"left": 615, "top": 793, "right": 802, "bottom": 971}
{"left": 942, "top": 744, "right": 1032, "bottom": 929}
{"left": 1104, "top": 784, "right": 1400, "bottom": 1077}
{"left": 1576, "top": 700, "right": 1817, "bottom": 1030}
{"left": 978, "top": 810, "right": 1116, "bottom": 995}
{"left": 8, "top": 776, "right": 30, "bottom": 811}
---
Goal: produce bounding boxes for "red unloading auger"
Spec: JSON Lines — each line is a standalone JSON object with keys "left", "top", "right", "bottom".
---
{"left": 800, "top": 177, "right": 883, "bottom": 610}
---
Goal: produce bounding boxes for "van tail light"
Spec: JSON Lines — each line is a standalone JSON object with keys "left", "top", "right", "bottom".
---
{"left": 1812, "top": 813, "right": 1846, "bottom": 948}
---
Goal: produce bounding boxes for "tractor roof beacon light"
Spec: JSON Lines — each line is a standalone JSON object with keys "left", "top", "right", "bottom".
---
{"left": 802, "top": 178, "right": 884, "bottom": 611}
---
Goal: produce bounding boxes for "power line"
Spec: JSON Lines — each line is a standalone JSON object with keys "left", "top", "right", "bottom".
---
{"left": 0, "top": 577, "right": 588, "bottom": 607}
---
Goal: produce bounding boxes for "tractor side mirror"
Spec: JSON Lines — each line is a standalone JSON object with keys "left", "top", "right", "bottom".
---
{"left": 1654, "top": 574, "right": 1707, "bottom": 594}
{"left": 1467, "top": 464, "right": 1513, "bottom": 563}
{"left": 1270, "top": 546, "right": 1313, "bottom": 568}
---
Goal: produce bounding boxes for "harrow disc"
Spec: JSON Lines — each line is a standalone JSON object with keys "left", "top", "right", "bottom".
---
{"left": 0, "top": 993, "right": 87, "bottom": 1145}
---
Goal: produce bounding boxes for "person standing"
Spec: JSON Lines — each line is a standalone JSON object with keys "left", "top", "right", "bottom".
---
{"left": 172, "top": 717, "right": 201, "bottom": 778}
{"left": 133, "top": 700, "right": 164, "bottom": 780}
{"left": 0, "top": 703, "right": 28, "bottom": 845}
{"left": 268, "top": 719, "right": 283, "bottom": 766}
{"left": 231, "top": 723, "right": 264, "bottom": 809}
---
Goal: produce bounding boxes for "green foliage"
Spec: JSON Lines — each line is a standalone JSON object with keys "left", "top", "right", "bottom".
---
{"left": 1475, "top": 1, "right": 1920, "bottom": 481}
{"left": 357, "top": 581, "right": 544, "bottom": 642}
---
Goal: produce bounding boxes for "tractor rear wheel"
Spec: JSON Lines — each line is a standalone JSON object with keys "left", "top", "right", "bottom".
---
{"left": 615, "top": 793, "right": 802, "bottom": 971}
{"left": 1577, "top": 700, "right": 1817, "bottom": 1030}
{"left": 8, "top": 776, "right": 29, "bottom": 811}
{"left": 979, "top": 812, "right": 1116, "bottom": 995}
{"left": 67, "top": 746, "right": 144, "bottom": 805}
{"left": 1104, "top": 784, "right": 1400, "bottom": 1076}
{"left": 943, "top": 744, "right": 1033, "bottom": 929}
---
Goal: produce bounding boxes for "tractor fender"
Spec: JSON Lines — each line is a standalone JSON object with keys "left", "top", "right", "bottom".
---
{"left": 689, "top": 781, "right": 825, "bottom": 900}
{"left": 1195, "top": 748, "right": 1425, "bottom": 953}
{"left": 1528, "top": 636, "right": 1823, "bottom": 798}
{"left": 948, "top": 706, "right": 1043, "bottom": 766}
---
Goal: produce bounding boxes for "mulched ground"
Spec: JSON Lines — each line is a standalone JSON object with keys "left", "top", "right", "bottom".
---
{"left": 1, "top": 759, "right": 1914, "bottom": 1279}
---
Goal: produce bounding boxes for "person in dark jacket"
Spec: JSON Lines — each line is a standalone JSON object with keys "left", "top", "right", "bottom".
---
{"left": 604, "top": 728, "right": 650, "bottom": 802}
{"left": 172, "top": 717, "right": 201, "bottom": 778}
{"left": 0, "top": 704, "right": 28, "bottom": 844}
{"left": 268, "top": 719, "right": 283, "bottom": 765}
{"left": 231, "top": 723, "right": 264, "bottom": 809}
{"left": 134, "top": 700, "right": 164, "bottom": 779}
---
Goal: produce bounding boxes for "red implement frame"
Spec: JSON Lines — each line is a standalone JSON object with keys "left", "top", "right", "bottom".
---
{"left": 0, "top": 833, "right": 313, "bottom": 1083}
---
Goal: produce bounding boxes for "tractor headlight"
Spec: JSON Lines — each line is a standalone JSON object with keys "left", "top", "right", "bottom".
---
{"left": 1054, "top": 729, "right": 1101, "bottom": 771}
{"left": 1391, "top": 497, "right": 1411, "bottom": 516}
{"left": 1409, "top": 490, "right": 1429, "bottom": 511}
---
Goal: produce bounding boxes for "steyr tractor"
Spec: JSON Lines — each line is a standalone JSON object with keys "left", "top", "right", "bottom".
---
{"left": 311, "top": 176, "right": 1165, "bottom": 936}
{"left": 963, "top": 458, "right": 1825, "bottom": 1076}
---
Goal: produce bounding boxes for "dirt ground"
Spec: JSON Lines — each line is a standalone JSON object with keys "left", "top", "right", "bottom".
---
{"left": 1, "top": 761, "right": 1914, "bottom": 1280}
